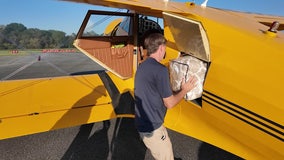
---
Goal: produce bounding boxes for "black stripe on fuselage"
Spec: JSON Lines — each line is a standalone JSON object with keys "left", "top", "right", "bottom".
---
{"left": 203, "top": 90, "right": 284, "bottom": 142}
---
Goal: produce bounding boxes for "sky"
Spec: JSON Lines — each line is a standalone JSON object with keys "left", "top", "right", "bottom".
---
{"left": 0, "top": 0, "right": 284, "bottom": 35}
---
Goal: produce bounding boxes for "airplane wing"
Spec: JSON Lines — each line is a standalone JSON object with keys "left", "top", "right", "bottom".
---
{"left": 224, "top": 9, "right": 284, "bottom": 31}
{"left": 62, "top": 0, "right": 284, "bottom": 31}
{"left": 0, "top": 72, "right": 135, "bottom": 140}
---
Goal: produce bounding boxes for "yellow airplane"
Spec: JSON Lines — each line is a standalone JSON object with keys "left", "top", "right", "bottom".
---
{"left": 1, "top": 0, "right": 284, "bottom": 159}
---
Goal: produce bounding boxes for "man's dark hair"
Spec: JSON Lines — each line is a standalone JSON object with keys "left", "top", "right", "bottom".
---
{"left": 144, "top": 33, "right": 166, "bottom": 56}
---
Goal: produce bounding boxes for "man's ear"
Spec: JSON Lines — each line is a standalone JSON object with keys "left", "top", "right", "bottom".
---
{"left": 158, "top": 45, "right": 163, "bottom": 53}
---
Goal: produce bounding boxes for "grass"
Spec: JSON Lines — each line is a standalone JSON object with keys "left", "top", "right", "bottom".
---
{"left": 0, "top": 49, "right": 40, "bottom": 56}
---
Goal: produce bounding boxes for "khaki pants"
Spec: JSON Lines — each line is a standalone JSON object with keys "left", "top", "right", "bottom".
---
{"left": 139, "top": 125, "right": 174, "bottom": 160}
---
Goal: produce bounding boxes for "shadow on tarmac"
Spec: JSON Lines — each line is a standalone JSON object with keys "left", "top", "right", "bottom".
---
{"left": 61, "top": 118, "right": 147, "bottom": 160}
{"left": 59, "top": 117, "right": 243, "bottom": 160}
{"left": 198, "top": 142, "right": 244, "bottom": 160}
{"left": 61, "top": 122, "right": 110, "bottom": 160}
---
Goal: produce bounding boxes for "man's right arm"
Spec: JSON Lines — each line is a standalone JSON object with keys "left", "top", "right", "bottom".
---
{"left": 163, "top": 76, "right": 197, "bottom": 109}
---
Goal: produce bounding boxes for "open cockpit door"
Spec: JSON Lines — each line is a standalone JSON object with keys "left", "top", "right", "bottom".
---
{"left": 163, "top": 12, "right": 210, "bottom": 62}
{"left": 74, "top": 10, "right": 136, "bottom": 79}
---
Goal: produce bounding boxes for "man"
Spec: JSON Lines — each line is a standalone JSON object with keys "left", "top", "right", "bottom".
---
{"left": 134, "top": 33, "right": 197, "bottom": 160}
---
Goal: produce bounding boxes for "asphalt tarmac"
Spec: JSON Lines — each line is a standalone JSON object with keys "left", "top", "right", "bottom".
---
{"left": 0, "top": 52, "right": 243, "bottom": 160}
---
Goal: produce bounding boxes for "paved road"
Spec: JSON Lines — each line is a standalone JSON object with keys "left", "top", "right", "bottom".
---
{"left": 0, "top": 52, "right": 243, "bottom": 160}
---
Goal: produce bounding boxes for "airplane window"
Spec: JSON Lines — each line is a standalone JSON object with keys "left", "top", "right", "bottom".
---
{"left": 137, "top": 15, "right": 164, "bottom": 63}
{"left": 82, "top": 14, "right": 133, "bottom": 37}
{"left": 115, "top": 17, "right": 132, "bottom": 36}
{"left": 138, "top": 16, "right": 163, "bottom": 36}
{"left": 138, "top": 16, "right": 163, "bottom": 35}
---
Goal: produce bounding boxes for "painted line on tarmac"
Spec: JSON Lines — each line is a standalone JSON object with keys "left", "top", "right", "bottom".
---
{"left": 1, "top": 60, "right": 36, "bottom": 80}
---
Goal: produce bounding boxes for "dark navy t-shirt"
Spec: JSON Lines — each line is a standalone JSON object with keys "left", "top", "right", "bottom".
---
{"left": 134, "top": 57, "right": 173, "bottom": 132}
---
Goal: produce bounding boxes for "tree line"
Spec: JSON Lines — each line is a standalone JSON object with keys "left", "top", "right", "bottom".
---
{"left": 0, "top": 23, "right": 76, "bottom": 50}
